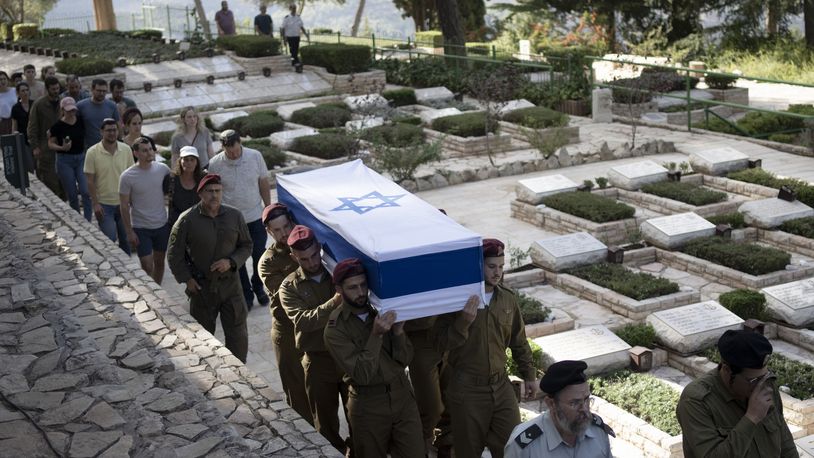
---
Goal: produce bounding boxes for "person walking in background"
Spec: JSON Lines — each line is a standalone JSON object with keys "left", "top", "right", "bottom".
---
{"left": 215, "top": 1, "right": 236, "bottom": 36}
{"left": 254, "top": 4, "right": 273, "bottom": 36}
{"left": 0, "top": 71, "right": 18, "bottom": 135}
{"left": 164, "top": 145, "right": 204, "bottom": 228}
{"left": 170, "top": 106, "right": 215, "bottom": 169}
{"left": 77, "top": 79, "right": 120, "bottom": 150}
{"left": 48, "top": 97, "right": 90, "bottom": 221}
{"left": 60, "top": 75, "right": 90, "bottom": 101}
{"left": 121, "top": 108, "right": 144, "bottom": 148}
{"left": 11, "top": 81, "right": 33, "bottom": 172}
{"left": 109, "top": 78, "right": 136, "bottom": 119}
{"left": 28, "top": 76, "right": 63, "bottom": 198}
{"left": 281, "top": 3, "right": 309, "bottom": 67}
{"left": 23, "top": 64, "right": 44, "bottom": 100}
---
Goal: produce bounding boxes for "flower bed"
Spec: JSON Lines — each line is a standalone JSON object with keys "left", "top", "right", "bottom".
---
{"left": 290, "top": 104, "right": 352, "bottom": 129}
{"left": 681, "top": 236, "right": 790, "bottom": 276}
{"left": 567, "top": 262, "right": 679, "bottom": 300}
{"left": 590, "top": 370, "right": 682, "bottom": 436}
{"left": 612, "top": 174, "right": 744, "bottom": 218}
{"left": 641, "top": 181, "right": 727, "bottom": 207}
{"left": 718, "top": 289, "right": 768, "bottom": 320}
{"left": 728, "top": 167, "right": 814, "bottom": 207}
{"left": 289, "top": 133, "right": 357, "bottom": 160}
{"left": 542, "top": 191, "right": 635, "bottom": 223}
{"left": 222, "top": 110, "right": 285, "bottom": 137}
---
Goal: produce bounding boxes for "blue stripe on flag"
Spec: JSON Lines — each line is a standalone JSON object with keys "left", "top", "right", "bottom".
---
{"left": 278, "top": 184, "right": 484, "bottom": 299}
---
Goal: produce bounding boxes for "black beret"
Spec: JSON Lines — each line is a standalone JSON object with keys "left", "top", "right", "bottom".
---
{"left": 540, "top": 360, "right": 588, "bottom": 395}
{"left": 718, "top": 329, "right": 773, "bottom": 369}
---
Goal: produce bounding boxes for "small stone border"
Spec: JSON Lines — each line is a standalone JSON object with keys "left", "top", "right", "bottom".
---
{"left": 758, "top": 229, "right": 814, "bottom": 259}
{"left": 663, "top": 104, "right": 732, "bottom": 126}
{"left": 501, "top": 269, "right": 575, "bottom": 338}
{"left": 701, "top": 174, "right": 780, "bottom": 199}
{"left": 497, "top": 121, "right": 580, "bottom": 144}
{"left": 613, "top": 175, "right": 746, "bottom": 218}
{"left": 307, "top": 67, "right": 386, "bottom": 95}
{"left": 424, "top": 128, "right": 513, "bottom": 157}
{"left": 778, "top": 326, "right": 814, "bottom": 354}
{"left": 591, "top": 394, "right": 683, "bottom": 458}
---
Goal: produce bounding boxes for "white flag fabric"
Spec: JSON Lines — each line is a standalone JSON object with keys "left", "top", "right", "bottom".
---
{"left": 277, "top": 159, "right": 484, "bottom": 321}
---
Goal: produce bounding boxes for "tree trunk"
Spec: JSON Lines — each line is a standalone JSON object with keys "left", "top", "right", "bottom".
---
{"left": 766, "top": 1, "right": 778, "bottom": 36}
{"left": 605, "top": 8, "right": 617, "bottom": 53}
{"left": 435, "top": 0, "right": 465, "bottom": 57}
{"left": 17, "top": 0, "right": 23, "bottom": 22}
{"left": 93, "top": 0, "right": 117, "bottom": 31}
{"left": 806, "top": 0, "right": 814, "bottom": 47}
{"left": 351, "top": 0, "right": 366, "bottom": 36}
{"left": 193, "top": 0, "right": 211, "bottom": 40}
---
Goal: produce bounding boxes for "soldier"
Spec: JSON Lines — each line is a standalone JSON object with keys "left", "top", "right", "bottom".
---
{"left": 676, "top": 330, "right": 798, "bottom": 457}
{"left": 404, "top": 315, "right": 445, "bottom": 454}
{"left": 279, "top": 225, "right": 350, "bottom": 453}
{"left": 257, "top": 203, "right": 312, "bottom": 424}
{"left": 167, "top": 174, "right": 251, "bottom": 362}
{"left": 325, "top": 258, "right": 424, "bottom": 458}
{"left": 504, "top": 360, "right": 613, "bottom": 457}
{"left": 432, "top": 238, "right": 538, "bottom": 458}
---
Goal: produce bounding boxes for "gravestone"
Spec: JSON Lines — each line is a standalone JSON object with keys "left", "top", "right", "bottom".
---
{"left": 530, "top": 232, "right": 607, "bottom": 272}
{"left": 414, "top": 87, "right": 454, "bottom": 104}
{"left": 345, "top": 116, "right": 384, "bottom": 132}
{"left": 607, "top": 160, "right": 668, "bottom": 190}
{"left": 496, "top": 99, "right": 535, "bottom": 116}
{"left": 142, "top": 120, "right": 177, "bottom": 139}
{"left": 795, "top": 434, "right": 814, "bottom": 457}
{"left": 343, "top": 94, "right": 389, "bottom": 111}
{"left": 208, "top": 110, "right": 249, "bottom": 130}
{"left": 516, "top": 174, "right": 579, "bottom": 204}
{"left": 646, "top": 301, "right": 743, "bottom": 354}
{"left": 761, "top": 279, "right": 814, "bottom": 327}
{"left": 420, "top": 108, "right": 462, "bottom": 126}
{"left": 518, "top": 40, "right": 531, "bottom": 60}
{"left": 640, "top": 212, "right": 716, "bottom": 249}
{"left": 276, "top": 102, "right": 316, "bottom": 121}
{"left": 688, "top": 146, "right": 750, "bottom": 176}
{"left": 269, "top": 127, "right": 318, "bottom": 149}
{"left": 738, "top": 198, "right": 814, "bottom": 229}
{"left": 533, "top": 325, "right": 631, "bottom": 375}
{"left": 592, "top": 88, "right": 613, "bottom": 123}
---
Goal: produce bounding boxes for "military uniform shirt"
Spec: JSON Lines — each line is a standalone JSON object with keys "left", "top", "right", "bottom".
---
{"left": 676, "top": 369, "right": 798, "bottom": 458}
{"left": 504, "top": 411, "right": 611, "bottom": 458}
{"left": 257, "top": 242, "right": 298, "bottom": 328}
{"left": 279, "top": 267, "right": 338, "bottom": 352}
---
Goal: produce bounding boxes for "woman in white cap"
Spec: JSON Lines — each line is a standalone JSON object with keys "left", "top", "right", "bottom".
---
{"left": 170, "top": 106, "right": 215, "bottom": 169}
{"left": 48, "top": 96, "right": 91, "bottom": 221}
{"left": 164, "top": 145, "right": 204, "bottom": 228}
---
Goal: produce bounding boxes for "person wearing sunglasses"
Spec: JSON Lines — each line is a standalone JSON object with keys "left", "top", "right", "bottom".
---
{"left": 677, "top": 329, "right": 798, "bottom": 457}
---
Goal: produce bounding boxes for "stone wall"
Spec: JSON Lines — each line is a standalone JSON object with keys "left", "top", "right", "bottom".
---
{"left": 615, "top": 186, "right": 744, "bottom": 218}
{"left": 758, "top": 229, "right": 814, "bottom": 260}
{"left": 424, "top": 129, "right": 513, "bottom": 157}
{"left": 308, "top": 67, "right": 386, "bottom": 95}
{"left": 510, "top": 200, "right": 643, "bottom": 245}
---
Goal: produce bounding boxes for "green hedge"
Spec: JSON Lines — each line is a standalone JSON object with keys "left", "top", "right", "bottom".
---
{"left": 506, "top": 339, "right": 543, "bottom": 377}
{"left": 681, "top": 237, "right": 791, "bottom": 276}
{"left": 611, "top": 70, "right": 700, "bottom": 103}
{"left": 705, "top": 73, "right": 738, "bottom": 90}
{"left": 728, "top": 167, "right": 814, "bottom": 208}
{"left": 152, "top": 130, "right": 175, "bottom": 147}
{"left": 222, "top": 110, "right": 285, "bottom": 137}
{"left": 718, "top": 289, "right": 768, "bottom": 320}
{"left": 542, "top": 191, "right": 636, "bottom": 223}
{"left": 706, "top": 212, "right": 746, "bottom": 229}
{"left": 12, "top": 23, "right": 38, "bottom": 41}
{"left": 567, "top": 262, "right": 679, "bottom": 301}
{"left": 641, "top": 181, "right": 727, "bottom": 206}
{"left": 301, "top": 43, "right": 371, "bottom": 74}
{"left": 431, "top": 111, "right": 496, "bottom": 137}
{"left": 780, "top": 216, "right": 814, "bottom": 239}
{"left": 415, "top": 31, "right": 444, "bottom": 47}
{"left": 290, "top": 104, "right": 352, "bottom": 129}
{"left": 360, "top": 123, "right": 424, "bottom": 147}
{"left": 289, "top": 133, "right": 357, "bottom": 159}
{"left": 465, "top": 42, "right": 490, "bottom": 56}
{"left": 703, "top": 349, "right": 814, "bottom": 400}
{"left": 40, "top": 28, "right": 79, "bottom": 38}
{"left": 381, "top": 88, "right": 417, "bottom": 107}
{"left": 615, "top": 323, "right": 657, "bottom": 348}
{"left": 538, "top": 45, "right": 600, "bottom": 72}
{"left": 243, "top": 138, "right": 287, "bottom": 169}
{"left": 589, "top": 370, "right": 682, "bottom": 436}
{"left": 502, "top": 106, "right": 569, "bottom": 129}
{"left": 217, "top": 34, "right": 281, "bottom": 57}
{"left": 55, "top": 58, "right": 115, "bottom": 76}
{"left": 129, "top": 29, "right": 163, "bottom": 40}
{"left": 518, "top": 293, "right": 551, "bottom": 325}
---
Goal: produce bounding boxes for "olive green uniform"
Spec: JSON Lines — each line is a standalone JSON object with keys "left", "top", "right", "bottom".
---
{"left": 279, "top": 267, "right": 349, "bottom": 451}
{"left": 676, "top": 369, "right": 799, "bottom": 458}
{"left": 167, "top": 203, "right": 251, "bottom": 362}
{"left": 325, "top": 302, "right": 424, "bottom": 458}
{"left": 405, "top": 316, "right": 445, "bottom": 450}
{"left": 432, "top": 284, "right": 535, "bottom": 458}
{"left": 257, "top": 242, "right": 312, "bottom": 424}
{"left": 27, "top": 94, "right": 62, "bottom": 198}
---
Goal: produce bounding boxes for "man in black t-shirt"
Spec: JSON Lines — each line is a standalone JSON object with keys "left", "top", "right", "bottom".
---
{"left": 254, "top": 5, "right": 273, "bottom": 36}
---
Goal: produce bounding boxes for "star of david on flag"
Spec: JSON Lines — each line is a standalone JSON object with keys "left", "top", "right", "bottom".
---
{"left": 331, "top": 191, "right": 405, "bottom": 214}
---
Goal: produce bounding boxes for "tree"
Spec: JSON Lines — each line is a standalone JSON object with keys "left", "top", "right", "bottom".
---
{"left": 806, "top": 0, "right": 814, "bottom": 47}
{"left": 93, "top": 0, "right": 116, "bottom": 30}
{"left": 393, "top": 0, "right": 436, "bottom": 32}
{"left": 193, "top": 0, "right": 211, "bottom": 40}
{"left": 260, "top": 0, "right": 345, "bottom": 17}
{"left": 435, "top": 0, "right": 465, "bottom": 56}
{"left": 458, "top": 0, "right": 486, "bottom": 36}
{"left": 0, "top": 0, "right": 57, "bottom": 23}
{"left": 351, "top": 0, "right": 365, "bottom": 36}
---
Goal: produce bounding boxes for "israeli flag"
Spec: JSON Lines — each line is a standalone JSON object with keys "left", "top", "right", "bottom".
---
{"left": 277, "top": 159, "right": 484, "bottom": 321}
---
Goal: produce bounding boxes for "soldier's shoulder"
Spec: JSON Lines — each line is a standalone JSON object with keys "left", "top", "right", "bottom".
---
{"left": 326, "top": 307, "right": 343, "bottom": 328}
{"left": 497, "top": 283, "right": 516, "bottom": 296}
{"left": 510, "top": 418, "right": 543, "bottom": 449}
{"left": 279, "top": 270, "right": 300, "bottom": 289}
{"left": 591, "top": 413, "right": 615, "bottom": 438}
{"left": 681, "top": 377, "right": 713, "bottom": 401}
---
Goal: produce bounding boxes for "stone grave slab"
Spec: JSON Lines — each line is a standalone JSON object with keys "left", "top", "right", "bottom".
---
{"left": 343, "top": 94, "right": 389, "bottom": 111}
{"left": 276, "top": 102, "right": 316, "bottom": 121}
{"left": 646, "top": 301, "right": 743, "bottom": 354}
{"left": 345, "top": 116, "right": 384, "bottom": 132}
{"left": 530, "top": 232, "right": 607, "bottom": 272}
{"left": 495, "top": 99, "right": 535, "bottom": 116}
{"left": 142, "top": 120, "right": 177, "bottom": 138}
{"left": 592, "top": 88, "right": 612, "bottom": 123}
{"left": 516, "top": 174, "right": 579, "bottom": 204}
{"left": 269, "top": 128, "right": 317, "bottom": 150}
{"left": 640, "top": 212, "right": 716, "bottom": 249}
{"left": 414, "top": 86, "right": 454, "bottom": 104}
{"left": 738, "top": 198, "right": 814, "bottom": 229}
{"left": 761, "top": 279, "right": 814, "bottom": 327}
{"left": 796, "top": 434, "right": 814, "bottom": 457}
{"left": 607, "top": 160, "right": 668, "bottom": 190}
{"left": 533, "top": 325, "right": 631, "bottom": 375}
{"left": 207, "top": 110, "right": 248, "bottom": 130}
{"left": 689, "top": 146, "right": 750, "bottom": 176}
{"left": 420, "top": 108, "right": 462, "bottom": 126}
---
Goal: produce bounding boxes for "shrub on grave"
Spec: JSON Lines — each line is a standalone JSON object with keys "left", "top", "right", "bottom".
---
{"left": 705, "top": 212, "right": 746, "bottom": 229}
{"left": 681, "top": 236, "right": 791, "bottom": 276}
{"left": 705, "top": 73, "right": 738, "bottom": 90}
{"left": 780, "top": 216, "right": 814, "bottom": 239}
{"left": 300, "top": 43, "right": 371, "bottom": 74}
{"left": 290, "top": 105, "right": 353, "bottom": 129}
{"left": 12, "top": 23, "right": 38, "bottom": 41}
{"left": 718, "top": 289, "right": 768, "bottom": 320}
{"left": 55, "top": 58, "right": 114, "bottom": 76}
{"left": 615, "top": 323, "right": 657, "bottom": 348}
{"left": 216, "top": 34, "right": 281, "bottom": 57}
{"left": 370, "top": 137, "right": 442, "bottom": 182}
{"left": 506, "top": 338, "right": 543, "bottom": 377}
{"left": 129, "top": 29, "right": 163, "bottom": 40}
{"left": 518, "top": 293, "right": 551, "bottom": 325}
{"left": 222, "top": 110, "right": 285, "bottom": 137}
{"left": 392, "top": 114, "right": 422, "bottom": 125}
{"left": 542, "top": 191, "right": 636, "bottom": 223}
{"left": 567, "top": 262, "right": 679, "bottom": 301}
{"left": 703, "top": 349, "right": 814, "bottom": 400}
{"left": 289, "top": 133, "right": 357, "bottom": 159}
{"left": 40, "top": 28, "right": 79, "bottom": 38}
{"left": 414, "top": 30, "right": 444, "bottom": 47}
{"left": 728, "top": 168, "right": 814, "bottom": 208}
{"left": 360, "top": 123, "right": 424, "bottom": 147}
{"left": 381, "top": 88, "right": 417, "bottom": 107}
{"left": 431, "top": 111, "right": 497, "bottom": 137}
{"left": 243, "top": 139, "right": 287, "bottom": 168}
{"left": 641, "top": 181, "right": 727, "bottom": 206}
{"left": 502, "top": 106, "right": 569, "bottom": 129}
{"left": 537, "top": 45, "right": 600, "bottom": 72}
{"left": 589, "top": 370, "right": 682, "bottom": 436}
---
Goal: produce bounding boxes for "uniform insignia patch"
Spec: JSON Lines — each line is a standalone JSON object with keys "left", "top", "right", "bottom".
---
{"left": 515, "top": 424, "right": 542, "bottom": 449}
{"left": 327, "top": 319, "right": 336, "bottom": 327}
{"left": 592, "top": 414, "right": 615, "bottom": 437}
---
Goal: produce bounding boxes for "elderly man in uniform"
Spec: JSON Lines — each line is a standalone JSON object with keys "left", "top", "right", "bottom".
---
{"left": 676, "top": 330, "right": 798, "bottom": 457}
{"left": 504, "top": 360, "right": 613, "bottom": 457}
{"left": 325, "top": 258, "right": 423, "bottom": 458}
{"left": 432, "top": 238, "right": 538, "bottom": 458}
{"left": 279, "top": 225, "right": 351, "bottom": 454}
{"left": 167, "top": 174, "right": 251, "bottom": 363}
{"left": 256, "top": 203, "right": 312, "bottom": 424}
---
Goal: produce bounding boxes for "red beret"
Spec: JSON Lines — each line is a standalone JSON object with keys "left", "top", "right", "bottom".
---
{"left": 262, "top": 203, "right": 289, "bottom": 225}
{"left": 197, "top": 173, "right": 221, "bottom": 193}
{"left": 483, "top": 238, "right": 505, "bottom": 257}
{"left": 287, "top": 225, "right": 316, "bottom": 250}
{"left": 333, "top": 258, "right": 366, "bottom": 285}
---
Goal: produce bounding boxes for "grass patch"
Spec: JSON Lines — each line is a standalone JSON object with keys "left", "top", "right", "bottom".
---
{"left": 506, "top": 338, "right": 543, "bottom": 378}
{"left": 360, "top": 123, "right": 424, "bottom": 147}
{"left": 243, "top": 138, "right": 286, "bottom": 169}
{"left": 431, "top": 111, "right": 496, "bottom": 138}
{"left": 222, "top": 110, "right": 284, "bottom": 138}
{"left": 518, "top": 294, "right": 551, "bottom": 325}
{"left": 289, "top": 133, "right": 357, "bottom": 160}
{"left": 291, "top": 105, "right": 353, "bottom": 129}
{"left": 703, "top": 349, "right": 814, "bottom": 400}
{"left": 501, "top": 106, "right": 569, "bottom": 129}
{"left": 718, "top": 289, "right": 768, "bottom": 321}
{"left": 681, "top": 236, "right": 791, "bottom": 276}
{"left": 216, "top": 35, "right": 281, "bottom": 57}
{"left": 641, "top": 181, "right": 727, "bottom": 206}
{"left": 615, "top": 323, "right": 657, "bottom": 348}
{"left": 705, "top": 212, "right": 746, "bottom": 229}
{"left": 567, "top": 262, "right": 679, "bottom": 301}
{"left": 542, "top": 191, "right": 636, "bottom": 223}
{"left": 381, "top": 88, "right": 417, "bottom": 107}
{"left": 780, "top": 216, "right": 814, "bottom": 239}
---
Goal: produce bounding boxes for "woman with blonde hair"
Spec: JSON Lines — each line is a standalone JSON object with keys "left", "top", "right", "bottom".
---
{"left": 169, "top": 106, "right": 214, "bottom": 169}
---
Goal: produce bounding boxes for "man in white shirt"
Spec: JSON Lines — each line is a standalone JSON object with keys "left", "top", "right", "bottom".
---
{"left": 280, "top": 3, "right": 309, "bottom": 66}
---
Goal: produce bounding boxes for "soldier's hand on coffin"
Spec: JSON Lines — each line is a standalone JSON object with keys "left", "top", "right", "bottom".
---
{"left": 210, "top": 258, "right": 232, "bottom": 273}
{"left": 373, "top": 310, "right": 397, "bottom": 336}
{"left": 461, "top": 295, "right": 479, "bottom": 323}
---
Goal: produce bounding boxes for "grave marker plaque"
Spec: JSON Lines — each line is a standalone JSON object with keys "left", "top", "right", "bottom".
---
{"left": 607, "top": 160, "right": 668, "bottom": 190}
{"left": 530, "top": 232, "right": 607, "bottom": 272}
{"left": 647, "top": 301, "right": 743, "bottom": 354}
{"left": 640, "top": 212, "right": 716, "bottom": 249}
{"left": 516, "top": 174, "right": 578, "bottom": 204}
{"left": 533, "top": 325, "right": 631, "bottom": 375}
{"left": 761, "top": 279, "right": 814, "bottom": 327}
